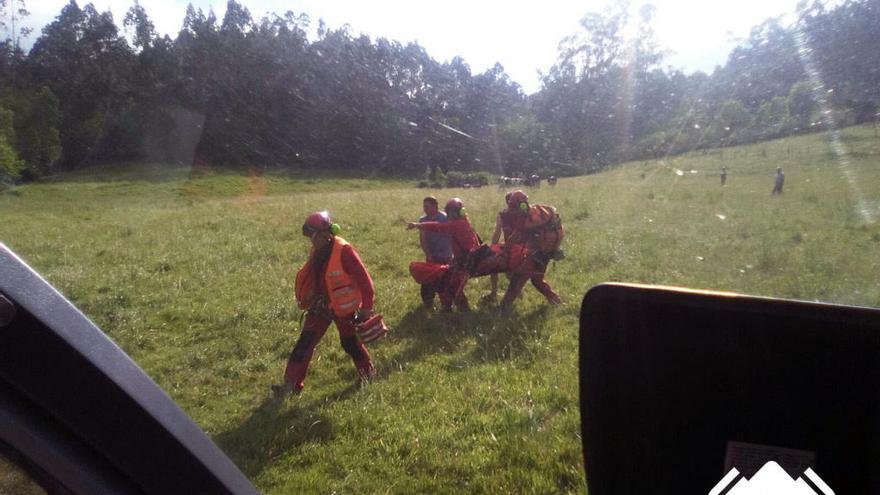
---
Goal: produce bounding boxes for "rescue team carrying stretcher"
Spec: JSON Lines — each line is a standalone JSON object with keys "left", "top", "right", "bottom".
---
{"left": 273, "top": 191, "right": 564, "bottom": 397}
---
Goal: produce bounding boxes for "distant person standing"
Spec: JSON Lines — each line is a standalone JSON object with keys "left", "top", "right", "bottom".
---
{"left": 772, "top": 167, "right": 785, "bottom": 195}
{"left": 418, "top": 196, "right": 453, "bottom": 309}
{"left": 720, "top": 166, "right": 727, "bottom": 186}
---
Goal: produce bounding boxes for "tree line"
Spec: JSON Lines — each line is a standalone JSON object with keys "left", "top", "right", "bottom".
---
{"left": 0, "top": 0, "right": 877, "bottom": 183}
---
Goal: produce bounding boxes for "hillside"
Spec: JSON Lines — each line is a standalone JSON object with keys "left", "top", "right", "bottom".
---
{"left": 1, "top": 125, "right": 878, "bottom": 493}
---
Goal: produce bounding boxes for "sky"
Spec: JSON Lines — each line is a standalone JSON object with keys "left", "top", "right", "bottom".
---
{"left": 24, "top": 0, "right": 802, "bottom": 94}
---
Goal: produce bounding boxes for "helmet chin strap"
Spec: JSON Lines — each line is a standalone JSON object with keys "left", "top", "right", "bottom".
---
{"left": 310, "top": 230, "right": 332, "bottom": 244}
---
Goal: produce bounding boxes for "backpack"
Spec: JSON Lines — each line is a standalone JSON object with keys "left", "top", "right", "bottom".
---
{"left": 294, "top": 261, "right": 317, "bottom": 310}
{"left": 523, "top": 204, "right": 565, "bottom": 254}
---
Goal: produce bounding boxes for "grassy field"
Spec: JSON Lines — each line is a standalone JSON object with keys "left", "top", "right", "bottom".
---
{"left": 1, "top": 125, "right": 879, "bottom": 493}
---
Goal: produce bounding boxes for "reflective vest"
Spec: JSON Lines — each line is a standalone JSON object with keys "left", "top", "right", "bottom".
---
{"left": 295, "top": 237, "right": 363, "bottom": 318}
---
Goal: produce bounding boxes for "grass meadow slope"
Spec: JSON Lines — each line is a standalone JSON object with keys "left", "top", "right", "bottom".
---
{"left": 1, "top": 125, "right": 879, "bottom": 493}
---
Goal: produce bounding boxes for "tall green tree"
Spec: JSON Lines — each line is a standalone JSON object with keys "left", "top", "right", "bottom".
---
{"left": 2, "top": 86, "right": 62, "bottom": 177}
{"left": 798, "top": 0, "right": 880, "bottom": 123}
{"left": 7, "top": 0, "right": 879, "bottom": 179}
{"left": 753, "top": 96, "right": 793, "bottom": 139}
{"left": 787, "top": 81, "right": 815, "bottom": 132}
{"left": 123, "top": 0, "right": 155, "bottom": 50}
{"left": 0, "top": 102, "right": 20, "bottom": 180}
{"left": 28, "top": 1, "right": 135, "bottom": 167}
{"left": 537, "top": 0, "right": 663, "bottom": 169}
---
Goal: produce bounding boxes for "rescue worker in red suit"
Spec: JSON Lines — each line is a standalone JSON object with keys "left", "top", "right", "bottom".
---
{"left": 500, "top": 191, "right": 563, "bottom": 307}
{"left": 273, "top": 211, "right": 376, "bottom": 397}
{"left": 407, "top": 198, "right": 479, "bottom": 312}
{"left": 488, "top": 192, "right": 514, "bottom": 299}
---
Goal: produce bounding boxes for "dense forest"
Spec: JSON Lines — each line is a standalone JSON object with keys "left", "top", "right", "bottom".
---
{"left": 0, "top": 0, "right": 877, "bottom": 182}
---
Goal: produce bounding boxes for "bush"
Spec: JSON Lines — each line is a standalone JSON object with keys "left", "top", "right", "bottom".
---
{"left": 0, "top": 106, "right": 21, "bottom": 183}
{"left": 424, "top": 165, "right": 446, "bottom": 185}
{"left": 537, "top": 162, "right": 584, "bottom": 178}
{"left": 445, "top": 170, "right": 490, "bottom": 187}
{"left": 0, "top": 136, "right": 22, "bottom": 184}
{"left": 3, "top": 87, "right": 62, "bottom": 179}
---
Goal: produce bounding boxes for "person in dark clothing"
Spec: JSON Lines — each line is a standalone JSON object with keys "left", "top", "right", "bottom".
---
{"left": 418, "top": 196, "right": 453, "bottom": 309}
{"left": 772, "top": 167, "right": 785, "bottom": 194}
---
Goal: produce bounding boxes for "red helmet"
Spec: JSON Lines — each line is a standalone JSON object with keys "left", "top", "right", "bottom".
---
{"left": 302, "top": 211, "right": 332, "bottom": 236}
{"left": 445, "top": 198, "right": 464, "bottom": 218}
{"left": 507, "top": 190, "right": 528, "bottom": 209}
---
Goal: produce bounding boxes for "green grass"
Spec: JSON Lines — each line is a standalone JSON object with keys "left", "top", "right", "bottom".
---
{"left": 1, "top": 125, "right": 879, "bottom": 493}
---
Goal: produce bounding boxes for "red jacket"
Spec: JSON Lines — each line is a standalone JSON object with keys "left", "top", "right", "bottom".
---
{"left": 419, "top": 218, "right": 480, "bottom": 260}
{"left": 499, "top": 208, "right": 527, "bottom": 244}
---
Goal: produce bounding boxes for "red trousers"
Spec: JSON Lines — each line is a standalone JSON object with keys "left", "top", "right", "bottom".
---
{"left": 500, "top": 257, "right": 559, "bottom": 307}
{"left": 283, "top": 311, "right": 374, "bottom": 392}
{"left": 439, "top": 269, "right": 470, "bottom": 311}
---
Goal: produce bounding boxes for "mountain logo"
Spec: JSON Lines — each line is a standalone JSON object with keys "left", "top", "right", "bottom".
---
{"left": 708, "top": 461, "right": 834, "bottom": 495}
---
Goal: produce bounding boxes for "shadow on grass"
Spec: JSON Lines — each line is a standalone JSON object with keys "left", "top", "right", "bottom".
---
{"left": 471, "top": 305, "right": 551, "bottom": 363}
{"left": 214, "top": 395, "right": 334, "bottom": 481}
{"left": 215, "top": 300, "right": 555, "bottom": 482}
{"left": 386, "top": 302, "right": 553, "bottom": 375}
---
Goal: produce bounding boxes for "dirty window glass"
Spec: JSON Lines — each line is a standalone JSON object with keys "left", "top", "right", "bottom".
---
{"left": 0, "top": 0, "right": 877, "bottom": 493}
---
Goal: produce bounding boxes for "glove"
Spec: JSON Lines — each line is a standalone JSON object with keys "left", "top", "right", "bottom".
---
{"left": 354, "top": 307, "right": 374, "bottom": 324}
